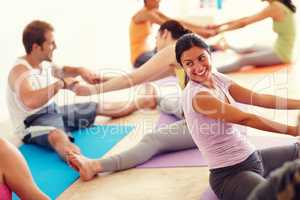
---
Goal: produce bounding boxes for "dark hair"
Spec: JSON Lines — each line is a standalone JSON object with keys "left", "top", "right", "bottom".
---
{"left": 22, "top": 20, "right": 54, "bottom": 54}
{"left": 280, "top": 0, "right": 296, "bottom": 13}
{"left": 175, "top": 33, "right": 210, "bottom": 66}
{"left": 159, "top": 20, "right": 192, "bottom": 40}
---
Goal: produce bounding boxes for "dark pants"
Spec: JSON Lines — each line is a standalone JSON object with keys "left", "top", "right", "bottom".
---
{"left": 248, "top": 159, "right": 300, "bottom": 200}
{"left": 210, "top": 143, "right": 299, "bottom": 200}
{"left": 22, "top": 102, "right": 97, "bottom": 149}
{"left": 133, "top": 49, "right": 156, "bottom": 68}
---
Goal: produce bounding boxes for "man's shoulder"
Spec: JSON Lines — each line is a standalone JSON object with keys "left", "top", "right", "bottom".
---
{"left": 8, "top": 64, "right": 31, "bottom": 87}
{"left": 9, "top": 64, "right": 30, "bottom": 76}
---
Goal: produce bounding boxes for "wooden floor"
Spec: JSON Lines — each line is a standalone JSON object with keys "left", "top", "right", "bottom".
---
{"left": 58, "top": 65, "right": 300, "bottom": 200}
{"left": 58, "top": 110, "right": 210, "bottom": 200}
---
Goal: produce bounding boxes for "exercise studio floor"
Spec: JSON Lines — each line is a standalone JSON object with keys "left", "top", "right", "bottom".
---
{"left": 0, "top": 1, "right": 299, "bottom": 200}
{"left": 57, "top": 65, "right": 300, "bottom": 200}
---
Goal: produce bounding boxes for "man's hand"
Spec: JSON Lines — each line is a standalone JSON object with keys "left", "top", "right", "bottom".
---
{"left": 62, "top": 77, "right": 79, "bottom": 90}
{"left": 72, "top": 84, "right": 97, "bottom": 96}
{"left": 78, "top": 67, "right": 102, "bottom": 84}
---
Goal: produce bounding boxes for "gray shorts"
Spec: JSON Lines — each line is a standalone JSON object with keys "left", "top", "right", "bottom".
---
{"left": 22, "top": 102, "right": 97, "bottom": 149}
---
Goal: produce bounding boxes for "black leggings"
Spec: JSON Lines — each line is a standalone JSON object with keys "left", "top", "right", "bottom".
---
{"left": 133, "top": 49, "right": 156, "bottom": 68}
{"left": 209, "top": 143, "right": 299, "bottom": 200}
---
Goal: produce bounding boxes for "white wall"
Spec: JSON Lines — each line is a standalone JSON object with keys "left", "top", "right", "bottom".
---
{"left": 0, "top": 0, "right": 138, "bottom": 121}
{"left": 0, "top": 0, "right": 185, "bottom": 122}
{"left": 0, "top": 0, "right": 299, "bottom": 122}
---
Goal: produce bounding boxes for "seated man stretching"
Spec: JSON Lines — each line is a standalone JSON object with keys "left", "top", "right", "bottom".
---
{"left": 7, "top": 20, "right": 153, "bottom": 181}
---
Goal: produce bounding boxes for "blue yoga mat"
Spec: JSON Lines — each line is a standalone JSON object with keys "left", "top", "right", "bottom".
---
{"left": 13, "top": 125, "right": 134, "bottom": 200}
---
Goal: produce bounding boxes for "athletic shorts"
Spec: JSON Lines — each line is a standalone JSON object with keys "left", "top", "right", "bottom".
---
{"left": 22, "top": 102, "right": 97, "bottom": 149}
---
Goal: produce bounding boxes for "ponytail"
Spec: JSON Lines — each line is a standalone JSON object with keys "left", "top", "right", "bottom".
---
{"left": 159, "top": 20, "right": 192, "bottom": 40}
{"left": 280, "top": 0, "right": 296, "bottom": 13}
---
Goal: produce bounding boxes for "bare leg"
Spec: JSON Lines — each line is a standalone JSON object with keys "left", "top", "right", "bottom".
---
{"left": 47, "top": 130, "right": 97, "bottom": 181}
{"left": 47, "top": 129, "right": 80, "bottom": 160}
{"left": 96, "top": 83, "right": 157, "bottom": 118}
{"left": 0, "top": 138, "right": 49, "bottom": 200}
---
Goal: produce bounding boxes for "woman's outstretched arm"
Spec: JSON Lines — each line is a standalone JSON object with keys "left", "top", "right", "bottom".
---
{"left": 192, "top": 91, "right": 298, "bottom": 136}
{"left": 215, "top": 3, "right": 279, "bottom": 33}
{"left": 229, "top": 83, "right": 300, "bottom": 110}
{"left": 73, "top": 45, "right": 176, "bottom": 96}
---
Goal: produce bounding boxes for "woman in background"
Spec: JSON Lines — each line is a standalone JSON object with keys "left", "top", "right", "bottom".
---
{"left": 130, "top": 0, "right": 217, "bottom": 68}
{"left": 211, "top": 0, "right": 296, "bottom": 73}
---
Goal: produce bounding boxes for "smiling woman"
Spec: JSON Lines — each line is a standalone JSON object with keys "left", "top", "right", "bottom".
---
{"left": 176, "top": 33, "right": 300, "bottom": 200}
{"left": 175, "top": 33, "right": 212, "bottom": 85}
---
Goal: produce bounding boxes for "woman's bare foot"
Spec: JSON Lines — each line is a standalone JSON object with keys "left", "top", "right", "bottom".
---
{"left": 136, "top": 83, "right": 157, "bottom": 109}
{"left": 68, "top": 153, "right": 102, "bottom": 181}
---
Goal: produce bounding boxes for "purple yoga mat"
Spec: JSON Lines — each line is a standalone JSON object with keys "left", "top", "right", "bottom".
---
{"left": 138, "top": 148, "right": 207, "bottom": 168}
{"left": 138, "top": 112, "right": 208, "bottom": 168}
{"left": 138, "top": 111, "right": 297, "bottom": 169}
{"left": 155, "top": 111, "right": 180, "bottom": 129}
{"left": 200, "top": 187, "right": 219, "bottom": 200}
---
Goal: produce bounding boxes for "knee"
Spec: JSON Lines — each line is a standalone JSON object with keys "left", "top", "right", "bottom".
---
{"left": 0, "top": 138, "right": 9, "bottom": 154}
{"left": 141, "top": 134, "right": 156, "bottom": 144}
{"left": 141, "top": 134, "right": 163, "bottom": 151}
{"left": 47, "top": 129, "right": 66, "bottom": 144}
{"left": 0, "top": 137, "right": 6, "bottom": 146}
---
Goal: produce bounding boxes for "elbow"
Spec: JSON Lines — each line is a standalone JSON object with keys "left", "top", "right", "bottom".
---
{"left": 239, "top": 23, "right": 247, "bottom": 28}
{"left": 235, "top": 113, "right": 254, "bottom": 126}
{"left": 22, "top": 98, "right": 39, "bottom": 110}
{"left": 239, "top": 19, "right": 250, "bottom": 28}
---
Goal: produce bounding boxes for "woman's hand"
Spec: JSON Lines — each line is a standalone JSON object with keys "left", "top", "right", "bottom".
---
{"left": 72, "top": 84, "right": 97, "bottom": 96}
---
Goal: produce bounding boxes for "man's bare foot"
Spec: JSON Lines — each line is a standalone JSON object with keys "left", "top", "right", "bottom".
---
{"left": 136, "top": 83, "right": 157, "bottom": 109}
{"left": 68, "top": 153, "right": 102, "bottom": 181}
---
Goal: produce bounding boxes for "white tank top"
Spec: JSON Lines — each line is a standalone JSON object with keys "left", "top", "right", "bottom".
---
{"left": 6, "top": 58, "right": 55, "bottom": 137}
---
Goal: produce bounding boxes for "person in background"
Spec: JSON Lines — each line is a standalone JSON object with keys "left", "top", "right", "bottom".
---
{"left": 210, "top": 0, "right": 296, "bottom": 73}
{"left": 130, "top": 0, "right": 217, "bottom": 68}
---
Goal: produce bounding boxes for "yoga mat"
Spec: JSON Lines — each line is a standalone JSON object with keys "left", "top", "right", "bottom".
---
{"left": 200, "top": 186, "right": 219, "bottom": 200}
{"left": 138, "top": 111, "right": 205, "bottom": 168}
{"left": 138, "top": 112, "right": 208, "bottom": 168}
{"left": 13, "top": 125, "right": 134, "bottom": 200}
{"left": 138, "top": 111, "right": 297, "bottom": 169}
{"left": 155, "top": 111, "right": 180, "bottom": 129}
{"left": 138, "top": 148, "right": 207, "bottom": 168}
{"left": 236, "top": 64, "right": 290, "bottom": 74}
